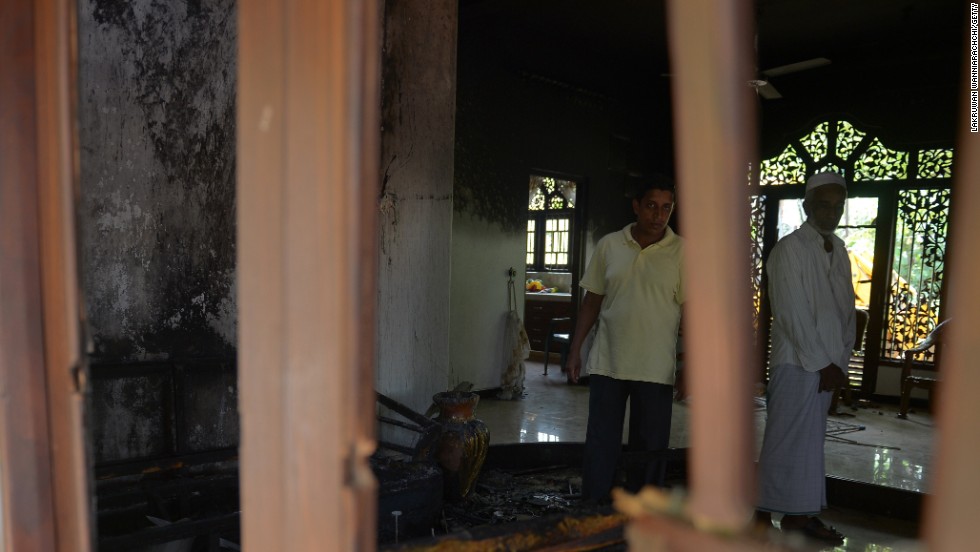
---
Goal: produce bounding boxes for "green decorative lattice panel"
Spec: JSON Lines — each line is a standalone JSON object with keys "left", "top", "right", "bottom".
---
{"left": 817, "top": 163, "right": 845, "bottom": 176}
{"left": 854, "top": 137, "right": 908, "bottom": 181}
{"left": 528, "top": 187, "right": 545, "bottom": 211}
{"left": 835, "top": 120, "right": 866, "bottom": 161}
{"left": 916, "top": 148, "right": 954, "bottom": 179}
{"left": 760, "top": 144, "right": 806, "bottom": 186}
{"left": 749, "top": 194, "right": 766, "bottom": 329}
{"left": 799, "top": 122, "right": 829, "bottom": 162}
{"left": 761, "top": 120, "right": 953, "bottom": 186}
{"left": 528, "top": 176, "right": 574, "bottom": 211}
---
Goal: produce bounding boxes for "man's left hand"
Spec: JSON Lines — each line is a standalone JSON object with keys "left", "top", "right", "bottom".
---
{"left": 817, "top": 363, "right": 847, "bottom": 392}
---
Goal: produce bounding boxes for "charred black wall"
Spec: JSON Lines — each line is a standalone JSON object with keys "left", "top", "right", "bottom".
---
{"left": 453, "top": 42, "right": 674, "bottom": 240}
{"left": 78, "top": 0, "right": 237, "bottom": 363}
{"left": 77, "top": 0, "right": 238, "bottom": 464}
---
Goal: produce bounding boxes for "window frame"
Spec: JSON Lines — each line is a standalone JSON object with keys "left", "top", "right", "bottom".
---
{"left": 526, "top": 174, "right": 576, "bottom": 272}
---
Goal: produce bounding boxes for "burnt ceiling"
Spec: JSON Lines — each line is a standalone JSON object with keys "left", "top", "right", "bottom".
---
{"left": 459, "top": 0, "right": 966, "bottom": 153}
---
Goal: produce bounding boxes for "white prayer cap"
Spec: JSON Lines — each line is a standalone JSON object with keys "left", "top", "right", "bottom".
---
{"left": 805, "top": 171, "right": 846, "bottom": 194}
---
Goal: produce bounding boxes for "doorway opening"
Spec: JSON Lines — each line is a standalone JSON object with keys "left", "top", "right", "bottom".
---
{"left": 524, "top": 173, "right": 583, "bottom": 359}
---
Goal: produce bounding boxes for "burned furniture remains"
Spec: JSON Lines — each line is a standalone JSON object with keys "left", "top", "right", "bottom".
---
{"left": 91, "top": 359, "right": 240, "bottom": 551}
{"left": 375, "top": 390, "right": 493, "bottom": 544}
{"left": 381, "top": 442, "right": 688, "bottom": 550}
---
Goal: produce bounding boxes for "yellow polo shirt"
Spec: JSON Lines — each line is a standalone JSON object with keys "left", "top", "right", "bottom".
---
{"left": 580, "top": 224, "right": 684, "bottom": 384}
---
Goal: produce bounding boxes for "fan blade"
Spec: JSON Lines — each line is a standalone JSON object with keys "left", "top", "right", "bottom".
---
{"left": 755, "top": 81, "right": 782, "bottom": 100}
{"left": 761, "top": 57, "right": 831, "bottom": 78}
{"left": 748, "top": 79, "right": 782, "bottom": 99}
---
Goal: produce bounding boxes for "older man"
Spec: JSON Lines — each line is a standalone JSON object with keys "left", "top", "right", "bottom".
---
{"left": 756, "top": 171, "right": 855, "bottom": 545}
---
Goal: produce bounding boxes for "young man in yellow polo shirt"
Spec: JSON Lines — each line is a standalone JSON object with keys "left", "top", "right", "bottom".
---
{"left": 566, "top": 177, "right": 685, "bottom": 501}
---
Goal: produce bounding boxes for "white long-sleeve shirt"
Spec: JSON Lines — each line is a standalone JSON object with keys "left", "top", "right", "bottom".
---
{"left": 767, "top": 221, "right": 855, "bottom": 372}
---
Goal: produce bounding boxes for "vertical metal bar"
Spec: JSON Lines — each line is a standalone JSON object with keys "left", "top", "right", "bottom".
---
{"left": 665, "top": 0, "right": 757, "bottom": 530}
{"left": 862, "top": 186, "right": 896, "bottom": 394}
{"left": 890, "top": 207, "right": 910, "bottom": 358}
{"left": 914, "top": 214, "right": 928, "bottom": 345}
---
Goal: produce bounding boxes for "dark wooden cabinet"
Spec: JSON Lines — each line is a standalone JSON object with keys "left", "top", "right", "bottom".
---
{"left": 524, "top": 297, "right": 572, "bottom": 352}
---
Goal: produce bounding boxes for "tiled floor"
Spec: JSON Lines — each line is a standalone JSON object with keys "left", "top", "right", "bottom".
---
{"left": 476, "top": 360, "right": 935, "bottom": 551}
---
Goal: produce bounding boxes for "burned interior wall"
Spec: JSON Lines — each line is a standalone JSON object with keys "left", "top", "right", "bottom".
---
{"left": 90, "top": 360, "right": 238, "bottom": 464}
{"left": 77, "top": 0, "right": 238, "bottom": 464}
{"left": 78, "top": 0, "right": 237, "bottom": 363}
{"left": 376, "top": 0, "right": 459, "bottom": 421}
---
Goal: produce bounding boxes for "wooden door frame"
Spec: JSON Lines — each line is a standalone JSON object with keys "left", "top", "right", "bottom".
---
{"left": 237, "top": 0, "right": 380, "bottom": 549}
{"left": 0, "top": 0, "right": 93, "bottom": 550}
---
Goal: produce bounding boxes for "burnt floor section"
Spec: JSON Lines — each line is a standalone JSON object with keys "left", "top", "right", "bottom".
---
{"left": 380, "top": 442, "right": 923, "bottom": 550}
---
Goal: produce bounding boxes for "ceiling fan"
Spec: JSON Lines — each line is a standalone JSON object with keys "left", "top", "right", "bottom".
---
{"left": 661, "top": 56, "right": 831, "bottom": 100}
{"left": 748, "top": 57, "right": 832, "bottom": 100}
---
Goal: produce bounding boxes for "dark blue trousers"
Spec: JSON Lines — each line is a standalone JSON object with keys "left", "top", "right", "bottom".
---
{"left": 581, "top": 374, "right": 674, "bottom": 500}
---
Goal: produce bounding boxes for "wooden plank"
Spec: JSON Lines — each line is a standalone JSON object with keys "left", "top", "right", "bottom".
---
{"left": 0, "top": 1, "right": 92, "bottom": 548}
{"left": 0, "top": 0, "right": 66, "bottom": 549}
{"left": 924, "top": 16, "right": 980, "bottom": 548}
{"left": 238, "top": 0, "right": 379, "bottom": 549}
{"left": 34, "top": 1, "right": 94, "bottom": 549}
{"left": 237, "top": 0, "right": 287, "bottom": 548}
{"left": 663, "top": 0, "right": 757, "bottom": 532}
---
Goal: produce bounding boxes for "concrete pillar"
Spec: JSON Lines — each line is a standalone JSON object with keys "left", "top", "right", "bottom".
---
{"left": 377, "top": 0, "right": 458, "bottom": 412}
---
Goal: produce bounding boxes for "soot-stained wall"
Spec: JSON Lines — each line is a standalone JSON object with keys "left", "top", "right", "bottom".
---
{"left": 78, "top": 0, "right": 237, "bottom": 363}
{"left": 77, "top": 0, "right": 239, "bottom": 465}
{"left": 376, "top": 0, "right": 458, "bottom": 424}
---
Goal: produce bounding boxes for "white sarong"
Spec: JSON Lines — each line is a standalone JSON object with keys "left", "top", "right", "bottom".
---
{"left": 757, "top": 363, "right": 833, "bottom": 515}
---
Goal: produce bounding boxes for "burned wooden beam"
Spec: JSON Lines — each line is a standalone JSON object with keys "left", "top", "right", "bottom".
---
{"left": 378, "top": 415, "right": 427, "bottom": 433}
{"left": 383, "top": 508, "right": 627, "bottom": 551}
{"left": 378, "top": 441, "right": 418, "bottom": 456}
{"left": 95, "top": 449, "right": 238, "bottom": 479}
{"left": 533, "top": 525, "right": 626, "bottom": 551}
{"left": 98, "top": 512, "right": 239, "bottom": 551}
{"left": 376, "top": 392, "right": 438, "bottom": 429}
{"left": 376, "top": 392, "right": 443, "bottom": 462}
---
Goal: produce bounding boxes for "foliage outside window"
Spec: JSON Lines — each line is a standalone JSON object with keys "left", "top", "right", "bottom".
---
{"left": 527, "top": 175, "right": 576, "bottom": 271}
